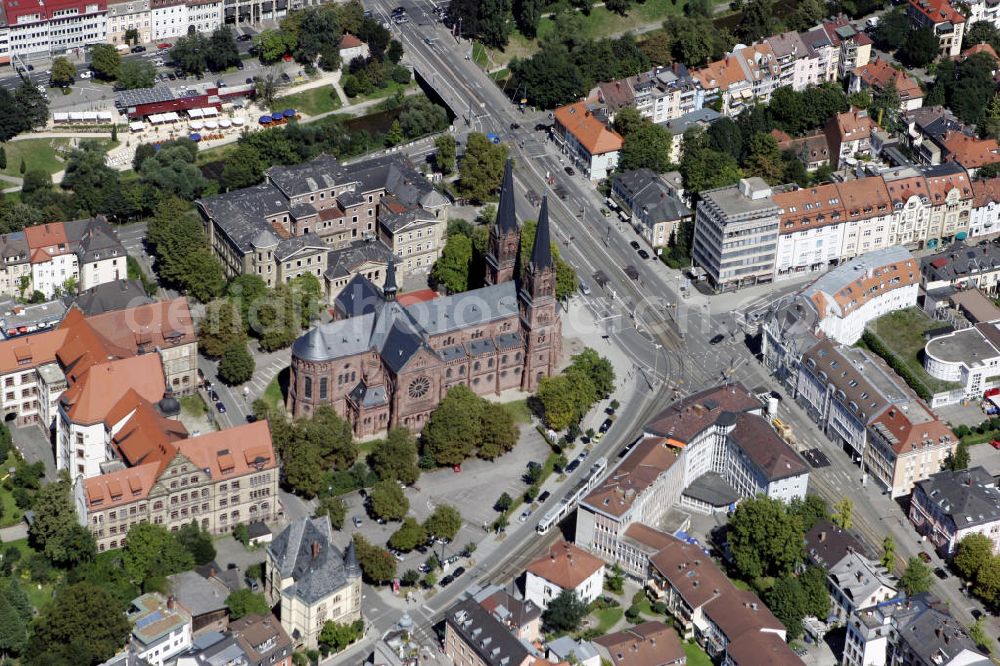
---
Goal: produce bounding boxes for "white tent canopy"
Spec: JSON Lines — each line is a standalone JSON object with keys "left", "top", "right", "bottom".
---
{"left": 187, "top": 108, "right": 204, "bottom": 118}
{"left": 232, "top": 117, "right": 245, "bottom": 126}
{"left": 189, "top": 120, "right": 204, "bottom": 130}
{"left": 218, "top": 118, "right": 231, "bottom": 128}
{"left": 203, "top": 119, "right": 218, "bottom": 130}
{"left": 129, "top": 121, "right": 145, "bottom": 131}
{"left": 200, "top": 106, "right": 219, "bottom": 117}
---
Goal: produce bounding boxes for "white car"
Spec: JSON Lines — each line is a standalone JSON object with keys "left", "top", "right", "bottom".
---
{"left": 79, "top": 71, "right": 92, "bottom": 79}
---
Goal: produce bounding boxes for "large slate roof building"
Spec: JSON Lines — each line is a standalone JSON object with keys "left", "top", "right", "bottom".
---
{"left": 265, "top": 516, "right": 362, "bottom": 650}
{"left": 197, "top": 153, "right": 450, "bottom": 296}
{"left": 287, "top": 160, "right": 562, "bottom": 437}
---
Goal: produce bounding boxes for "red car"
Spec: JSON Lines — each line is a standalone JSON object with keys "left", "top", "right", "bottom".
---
{"left": 157, "top": 42, "right": 173, "bottom": 49}
{"left": 991, "top": 440, "right": 1000, "bottom": 450}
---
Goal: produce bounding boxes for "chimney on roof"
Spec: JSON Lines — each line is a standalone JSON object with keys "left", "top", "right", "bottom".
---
{"left": 312, "top": 541, "right": 321, "bottom": 560}
{"left": 209, "top": 566, "right": 216, "bottom": 578}
{"left": 167, "top": 595, "right": 175, "bottom": 610}
{"left": 819, "top": 531, "right": 827, "bottom": 543}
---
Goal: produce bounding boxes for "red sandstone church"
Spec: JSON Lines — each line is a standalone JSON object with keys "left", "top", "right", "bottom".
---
{"left": 287, "top": 160, "right": 562, "bottom": 436}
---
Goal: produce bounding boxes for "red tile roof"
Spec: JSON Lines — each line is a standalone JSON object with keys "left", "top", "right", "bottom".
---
{"left": 941, "top": 131, "right": 1000, "bottom": 169}
{"left": 852, "top": 58, "right": 923, "bottom": 102}
{"left": 525, "top": 540, "right": 605, "bottom": 590}
{"left": 909, "top": 0, "right": 965, "bottom": 25}
{"left": 0, "top": 328, "right": 68, "bottom": 375}
{"left": 553, "top": 101, "right": 624, "bottom": 156}
{"left": 60, "top": 354, "right": 166, "bottom": 424}
{"left": 339, "top": 33, "right": 363, "bottom": 49}
{"left": 973, "top": 176, "right": 1000, "bottom": 207}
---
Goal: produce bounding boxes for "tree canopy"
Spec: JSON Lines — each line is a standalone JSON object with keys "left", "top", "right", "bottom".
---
{"left": 27, "top": 583, "right": 130, "bottom": 665}
{"left": 728, "top": 496, "right": 804, "bottom": 580}
{"left": 225, "top": 590, "right": 270, "bottom": 620}
{"left": 900, "top": 556, "right": 933, "bottom": 596}
{"left": 541, "top": 589, "right": 589, "bottom": 632}
{"left": 368, "top": 428, "right": 421, "bottom": 486}
{"left": 370, "top": 479, "right": 409, "bottom": 521}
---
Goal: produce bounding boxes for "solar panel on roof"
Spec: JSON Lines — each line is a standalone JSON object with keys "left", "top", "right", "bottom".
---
{"left": 135, "top": 610, "right": 164, "bottom": 629}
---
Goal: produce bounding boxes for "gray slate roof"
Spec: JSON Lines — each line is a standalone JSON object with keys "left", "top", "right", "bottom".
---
{"left": 274, "top": 232, "right": 327, "bottom": 262}
{"left": 326, "top": 239, "right": 393, "bottom": 280}
{"left": 913, "top": 466, "right": 1000, "bottom": 530}
{"left": 268, "top": 516, "right": 358, "bottom": 605}
{"left": 73, "top": 279, "right": 153, "bottom": 316}
{"left": 266, "top": 154, "right": 343, "bottom": 198}
{"left": 446, "top": 597, "right": 531, "bottom": 666}
{"left": 198, "top": 184, "right": 291, "bottom": 253}
{"left": 67, "top": 216, "right": 126, "bottom": 264}
{"left": 167, "top": 570, "right": 229, "bottom": 617}
{"left": 0, "top": 231, "right": 28, "bottom": 265}
{"left": 613, "top": 168, "right": 692, "bottom": 224}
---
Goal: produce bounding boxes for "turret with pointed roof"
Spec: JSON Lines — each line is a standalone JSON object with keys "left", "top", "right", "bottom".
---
{"left": 519, "top": 195, "right": 560, "bottom": 392}
{"left": 383, "top": 255, "right": 398, "bottom": 302}
{"left": 484, "top": 159, "right": 521, "bottom": 286}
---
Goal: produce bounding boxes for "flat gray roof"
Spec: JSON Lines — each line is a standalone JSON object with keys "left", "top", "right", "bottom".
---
{"left": 925, "top": 327, "right": 1000, "bottom": 366}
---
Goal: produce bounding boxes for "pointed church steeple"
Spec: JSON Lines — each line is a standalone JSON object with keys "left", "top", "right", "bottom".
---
{"left": 496, "top": 158, "right": 518, "bottom": 235}
{"left": 529, "top": 195, "right": 553, "bottom": 272}
{"left": 485, "top": 158, "right": 521, "bottom": 286}
{"left": 383, "top": 255, "right": 397, "bottom": 301}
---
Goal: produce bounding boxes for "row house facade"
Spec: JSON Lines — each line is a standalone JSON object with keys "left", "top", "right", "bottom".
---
{"left": 908, "top": 0, "right": 966, "bottom": 57}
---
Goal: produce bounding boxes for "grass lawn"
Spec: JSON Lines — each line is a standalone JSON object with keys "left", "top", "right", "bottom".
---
{"left": 589, "top": 607, "right": 624, "bottom": 635}
{"left": 274, "top": 85, "right": 342, "bottom": 116}
{"left": 356, "top": 439, "right": 378, "bottom": 461}
{"left": 682, "top": 641, "right": 713, "bottom": 666}
{"left": 866, "top": 308, "right": 962, "bottom": 394}
{"left": 1, "top": 138, "right": 73, "bottom": 178}
{"left": 260, "top": 376, "right": 285, "bottom": 412}
{"left": 195, "top": 141, "right": 240, "bottom": 167}
{"left": 504, "top": 399, "right": 533, "bottom": 425}
{"left": 180, "top": 394, "right": 208, "bottom": 417}
{"left": 4, "top": 539, "right": 55, "bottom": 610}
{"left": 346, "top": 79, "right": 416, "bottom": 104}
{"left": 0, "top": 452, "right": 26, "bottom": 528}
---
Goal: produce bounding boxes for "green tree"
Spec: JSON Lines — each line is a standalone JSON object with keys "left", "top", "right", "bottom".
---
{"left": 424, "top": 504, "right": 462, "bottom": 540}
{"left": 232, "top": 523, "right": 250, "bottom": 547}
{"left": 90, "top": 44, "right": 122, "bottom": 79}
{"left": 318, "top": 619, "right": 364, "bottom": 653}
{"left": 955, "top": 533, "right": 994, "bottom": 580}
{"left": 767, "top": 576, "right": 807, "bottom": 638}
{"left": 541, "top": 589, "right": 589, "bottom": 632}
{"left": 423, "top": 385, "right": 482, "bottom": 465}
{"left": 494, "top": 492, "right": 513, "bottom": 512}
{"left": 946, "top": 441, "right": 971, "bottom": 471}
{"left": 431, "top": 233, "right": 473, "bottom": 294}
{"left": 745, "top": 132, "right": 784, "bottom": 184}
{"left": 0, "top": 581, "right": 30, "bottom": 658}
{"left": 513, "top": 0, "right": 542, "bottom": 37}
{"left": 206, "top": 26, "right": 240, "bottom": 71}
{"left": 479, "top": 406, "right": 518, "bottom": 459}
{"left": 736, "top": 0, "right": 776, "bottom": 42}
{"left": 509, "top": 44, "right": 586, "bottom": 109}
{"left": 371, "top": 479, "right": 409, "bottom": 521}
{"left": 200, "top": 299, "right": 247, "bottom": 357}
{"left": 26, "top": 583, "right": 130, "bottom": 665}
{"left": 728, "top": 496, "right": 804, "bottom": 579}
{"left": 882, "top": 536, "right": 898, "bottom": 573}
{"left": 832, "top": 498, "right": 854, "bottom": 530}
{"left": 176, "top": 521, "right": 217, "bottom": 565}
{"left": 221, "top": 144, "right": 265, "bottom": 191}
{"left": 873, "top": 8, "right": 911, "bottom": 50}
{"left": 218, "top": 342, "right": 256, "bottom": 385}
{"left": 787, "top": 0, "right": 826, "bottom": 31}
{"left": 255, "top": 29, "right": 295, "bottom": 62}
{"left": 171, "top": 32, "right": 210, "bottom": 75}
{"left": 388, "top": 516, "right": 428, "bottom": 551}
{"left": 226, "top": 274, "right": 268, "bottom": 333}
{"left": 458, "top": 133, "right": 509, "bottom": 203}
{"left": 789, "top": 495, "right": 828, "bottom": 531}
{"left": 680, "top": 128, "right": 743, "bottom": 192}
{"left": 29, "top": 478, "right": 97, "bottom": 568}
{"left": 124, "top": 27, "right": 139, "bottom": 45}
{"left": 50, "top": 57, "right": 76, "bottom": 87}
{"left": 871, "top": 79, "right": 903, "bottom": 134}
{"left": 537, "top": 374, "right": 594, "bottom": 430}
{"left": 353, "top": 533, "right": 397, "bottom": 583}
{"left": 900, "top": 27, "right": 940, "bottom": 68}
{"left": 619, "top": 120, "right": 673, "bottom": 173}
{"left": 976, "top": 555, "right": 1000, "bottom": 603}
{"left": 122, "top": 523, "right": 195, "bottom": 587}
{"left": 147, "top": 197, "right": 225, "bottom": 301}
{"left": 606, "top": 563, "right": 625, "bottom": 593}
{"left": 435, "top": 134, "right": 457, "bottom": 175}
{"left": 283, "top": 439, "right": 326, "bottom": 498}
{"left": 478, "top": 0, "right": 512, "bottom": 48}
{"left": 0, "top": 146, "right": 6, "bottom": 171}
{"left": 139, "top": 143, "right": 210, "bottom": 200}
{"left": 368, "top": 428, "right": 420, "bottom": 486}
{"left": 314, "top": 495, "right": 347, "bottom": 530}
{"left": 801, "top": 566, "right": 832, "bottom": 620}
{"left": 117, "top": 58, "right": 157, "bottom": 89}
{"left": 567, "top": 348, "right": 616, "bottom": 400}
{"left": 900, "top": 556, "right": 933, "bottom": 596}
{"left": 225, "top": 589, "right": 270, "bottom": 620}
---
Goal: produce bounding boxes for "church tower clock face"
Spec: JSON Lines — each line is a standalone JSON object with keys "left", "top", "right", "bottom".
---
{"left": 408, "top": 376, "right": 431, "bottom": 399}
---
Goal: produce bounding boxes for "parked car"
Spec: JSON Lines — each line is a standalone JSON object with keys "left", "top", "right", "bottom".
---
{"left": 453, "top": 566, "right": 466, "bottom": 578}
{"left": 209, "top": 389, "right": 220, "bottom": 402}
{"left": 237, "top": 33, "right": 253, "bottom": 41}
{"left": 440, "top": 574, "right": 454, "bottom": 587}
{"left": 537, "top": 491, "right": 551, "bottom": 503}
{"left": 638, "top": 249, "right": 650, "bottom": 260}
{"left": 599, "top": 419, "right": 613, "bottom": 433}
{"left": 564, "top": 166, "right": 576, "bottom": 176}
{"left": 80, "top": 70, "right": 92, "bottom": 79}
{"left": 518, "top": 510, "right": 531, "bottom": 522}
{"left": 934, "top": 567, "right": 948, "bottom": 580}
{"left": 918, "top": 552, "right": 932, "bottom": 564}
{"left": 215, "top": 402, "right": 227, "bottom": 414}
{"left": 157, "top": 42, "right": 173, "bottom": 49}
{"left": 630, "top": 240, "right": 641, "bottom": 250}
{"left": 710, "top": 334, "right": 725, "bottom": 345}
{"left": 991, "top": 440, "right": 1000, "bottom": 450}
{"left": 565, "top": 459, "right": 581, "bottom": 473}
{"left": 131, "top": 45, "right": 146, "bottom": 53}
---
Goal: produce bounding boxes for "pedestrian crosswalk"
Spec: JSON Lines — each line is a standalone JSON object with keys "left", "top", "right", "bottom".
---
{"left": 248, "top": 356, "right": 288, "bottom": 400}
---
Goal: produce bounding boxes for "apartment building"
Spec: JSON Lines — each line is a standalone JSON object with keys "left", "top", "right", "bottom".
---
{"left": 921, "top": 240, "right": 1000, "bottom": 293}
{"left": 796, "top": 339, "right": 957, "bottom": 497}
{"left": 691, "top": 178, "right": 780, "bottom": 292}
{"left": 127, "top": 593, "right": 193, "bottom": 666}
{"left": 552, "top": 101, "right": 624, "bottom": 181}
{"left": 610, "top": 168, "right": 692, "bottom": 250}
{"left": 445, "top": 598, "right": 561, "bottom": 666}
{"left": 594, "top": 622, "right": 686, "bottom": 666}
{"left": 198, "top": 153, "right": 450, "bottom": 290}
{"left": 15, "top": 217, "right": 127, "bottom": 299}
{"left": 766, "top": 30, "right": 822, "bottom": 91}
{"left": 825, "top": 108, "right": 876, "bottom": 168}
{"left": 967, "top": 0, "right": 1000, "bottom": 28}
{"left": 590, "top": 64, "right": 705, "bottom": 125}
{"left": 849, "top": 58, "right": 925, "bottom": 113}
{"left": 922, "top": 162, "right": 974, "bottom": 246}
{"left": 970, "top": 177, "right": 1000, "bottom": 238}
{"left": 910, "top": 466, "right": 1000, "bottom": 556}
{"left": 771, "top": 129, "right": 831, "bottom": 171}
{"left": 646, "top": 534, "right": 793, "bottom": 662}
{"left": 843, "top": 594, "right": 989, "bottom": 666}
{"left": 265, "top": 516, "right": 362, "bottom": 650}
{"left": 74, "top": 421, "right": 280, "bottom": 552}
{"left": 827, "top": 551, "right": 898, "bottom": 622}
{"left": 662, "top": 108, "right": 722, "bottom": 164}
{"left": 908, "top": 0, "right": 966, "bottom": 57}
{"left": 106, "top": 0, "right": 150, "bottom": 44}
{"left": 524, "top": 541, "right": 605, "bottom": 610}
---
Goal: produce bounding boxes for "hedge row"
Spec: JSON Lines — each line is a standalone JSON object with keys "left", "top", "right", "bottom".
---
{"left": 861, "top": 330, "right": 932, "bottom": 401}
